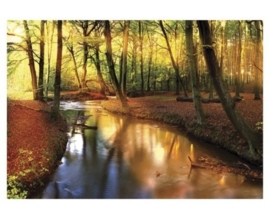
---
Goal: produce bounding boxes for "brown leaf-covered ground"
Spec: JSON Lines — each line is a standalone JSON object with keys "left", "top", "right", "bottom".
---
{"left": 7, "top": 100, "right": 68, "bottom": 197}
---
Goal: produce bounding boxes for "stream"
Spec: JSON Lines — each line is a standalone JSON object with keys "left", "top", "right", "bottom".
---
{"left": 35, "top": 100, "right": 262, "bottom": 199}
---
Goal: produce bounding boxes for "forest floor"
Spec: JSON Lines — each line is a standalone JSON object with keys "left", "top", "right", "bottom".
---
{"left": 7, "top": 100, "right": 68, "bottom": 198}
{"left": 6, "top": 86, "right": 263, "bottom": 198}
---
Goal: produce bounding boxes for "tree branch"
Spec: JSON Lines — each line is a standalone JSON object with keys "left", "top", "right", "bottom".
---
{"left": 253, "top": 62, "right": 263, "bottom": 73}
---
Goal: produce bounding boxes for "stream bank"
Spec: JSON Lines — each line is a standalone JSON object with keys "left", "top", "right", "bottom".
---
{"left": 100, "top": 92, "right": 263, "bottom": 169}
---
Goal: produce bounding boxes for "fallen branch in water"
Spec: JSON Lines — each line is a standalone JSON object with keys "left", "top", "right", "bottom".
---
{"left": 188, "top": 156, "right": 262, "bottom": 179}
{"left": 73, "top": 123, "right": 98, "bottom": 130}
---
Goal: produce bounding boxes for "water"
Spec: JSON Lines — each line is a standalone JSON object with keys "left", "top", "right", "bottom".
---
{"left": 35, "top": 100, "right": 262, "bottom": 199}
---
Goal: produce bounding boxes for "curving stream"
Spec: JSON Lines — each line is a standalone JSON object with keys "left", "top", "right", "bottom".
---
{"left": 35, "top": 100, "right": 262, "bottom": 199}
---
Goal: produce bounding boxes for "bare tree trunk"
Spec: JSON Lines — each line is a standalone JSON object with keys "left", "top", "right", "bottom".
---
{"left": 254, "top": 20, "right": 262, "bottom": 100}
{"left": 146, "top": 31, "right": 154, "bottom": 92}
{"left": 104, "top": 20, "right": 129, "bottom": 109}
{"left": 45, "top": 21, "right": 54, "bottom": 98}
{"left": 131, "top": 35, "right": 137, "bottom": 85}
{"left": 38, "top": 20, "right": 45, "bottom": 100}
{"left": 138, "top": 21, "right": 145, "bottom": 96}
{"left": 51, "top": 20, "right": 63, "bottom": 120}
{"left": 197, "top": 21, "right": 262, "bottom": 160}
{"left": 185, "top": 21, "right": 205, "bottom": 125}
{"left": 219, "top": 21, "right": 226, "bottom": 76}
{"left": 235, "top": 21, "right": 242, "bottom": 97}
{"left": 121, "top": 21, "right": 130, "bottom": 96}
{"left": 94, "top": 45, "right": 106, "bottom": 95}
{"left": 67, "top": 45, "right": 82, "bottom": 89}
{"left": 23, "top": 20, "right": 38, "bottom": 100}
{"left": 81, "top": 41, "right": 88, "bottom": 91}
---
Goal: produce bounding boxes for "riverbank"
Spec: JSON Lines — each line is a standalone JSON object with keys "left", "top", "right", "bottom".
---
{"left": 7, "top": 100, "right": 68, "bottom": 198}
{"left": 101, "top": 92, "right": 263, "bottom": 169}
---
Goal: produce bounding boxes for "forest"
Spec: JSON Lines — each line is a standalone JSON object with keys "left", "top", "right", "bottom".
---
{"left": 7, "top": 20, "right": 262, "bottom": 99}
{"left": 7, "top": 20, "right": 263, "bottom": 199}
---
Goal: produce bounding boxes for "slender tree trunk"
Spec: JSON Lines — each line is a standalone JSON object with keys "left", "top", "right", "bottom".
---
{"left": 38, "top": 20, "right": 45, "bottom": 100}
{"left": 23, "top": 20, "right": 38, "bottom": 100}
{"left": 121, "top": 20, "right": 130, "bottom": 96}
{"left": 219, "top": 21, "right": 226, "bottom": 76}
{"left": 45, "top": 21, "right": 54, "bottom": 98}
{"left": 254, "top": 21, "right": 262, "bottom": 100}
{"left": 104, "top": 20, "right": 128, "bottom": 108}
{"left": 131, "top": 36, "right": 137, "bottom": 85}
{"left": 185, "top": 21, "right": 205, "bottom": 125}
{"left": 94, "top": 45, "right": 106, "bottom": 95}
{"left": 138, "top": 21, "right": 145, "bottom": 96}
{"left": 159, "top": 20, "right": 187, "bottom": 96}
{"left": 51, "top": 20, "right": 63, "bottom": 120}
{"left": 235, "top": 21, "right": 242, "bottom": 97}
{"left": 197, "top": 21, "right": 262, "bottom": 160}
{"left": 81, "top": 41, "right": 88, "bottom": 91}
{"left": 67, "top": 45, "right": 82, "bottom": 89}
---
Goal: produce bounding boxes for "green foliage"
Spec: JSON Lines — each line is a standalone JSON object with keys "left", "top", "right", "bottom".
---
{"left": 7, "top": 175, "right": 28, "bottom": 199}
{"left": 254, "top": 122, "right": 263, "bottom": 132}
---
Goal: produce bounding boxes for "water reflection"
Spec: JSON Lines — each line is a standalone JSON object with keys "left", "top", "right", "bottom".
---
{"left": 37, "top": 101, "right": 262, "bottom": 199}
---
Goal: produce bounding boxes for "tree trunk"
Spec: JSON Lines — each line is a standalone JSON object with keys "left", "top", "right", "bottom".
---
{"left": 38, "top": 20, "right": 45, "bottom": 100}
{"left": 138, "top": 21, "right": 145, "bottom": 96}
{"left": 81, "top": 41, "right": 88, "bottom": 91}
{"left": 235, "top": 21, "right": 242, "bottom": 97}
{"left": 94, "top": 45, "right": 106, "bottom": 95}
{"left": 45, "top": 21, "right": 54, "bottom": 98}
{"left": 68, "top": 46, "right": 82, "bottom": 89}
{"left": 80, "top": 21, "right": 90, "bottom": 92}
{"left": 197, "top": 21, "right": 262, "bottom": 160}
{"left": 121, "top": 21, "right": 130, "bottom": 96}
{"left": 159, "top": 20, "right": 187, "bottom": 96}
{"left": 131, "top": 35, "right": 137, "bottom": 85}
{"left": 51, "top": 20, "right": 63, "bottom": 120}
{"left": 185, "top": 21, "right": 205, "bottom": 125}
{"left": 254, "top": 21, "right": 262, "bottom": 100}
{"left": 219, "top": 21, "right": 226, "bottom": 76}
{"left": 23, "top": 20, "right": 38, "bottom": 100}
{"left": 104, "top": 20, "right": 129, "bottom": 109}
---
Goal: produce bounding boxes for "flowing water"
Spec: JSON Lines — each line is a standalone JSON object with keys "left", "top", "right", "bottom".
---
{"left": 35, "top": 100, "right": 262, "bottom": 199}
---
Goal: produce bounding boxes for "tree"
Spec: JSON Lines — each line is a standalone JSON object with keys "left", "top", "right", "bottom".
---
{"left": 37, "top": 20, "right": 45, "bottom": 100}
{"left": 51, "top": 20, "right": 63, "bottom": 120}
{"left": 197, "top": 21, "right": 262, "bottom": 160}
{"left": 185, "top": 21, "right": 205, "bottom": 125}
{"left": 120, "top": 20, "right": 130, "bottom": 96}
{"left": 45, "top": 21, "right": 55, "bottom": 98}
{"left": 72, "top": 21, "right": 98, "bottom": 91}
{"left": 253, "top": 20, "right": 262, "bottom": 100}
{"left": 234, "top": 21, "right": 243, "bottom": 98}
{"left": 159, "top": 20, "right": 187, "bottom": 96}
{"left": 64, "top": 28, "right": 82, "bottom": 90}
{"left": 23, "top": 20, "right": 38, "bottom": 100}
{"left": 104, "top": 20, "right": 129, "bottom": 109}
{"left": 138, "top": 21, "right": 145, "bottom": 96}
